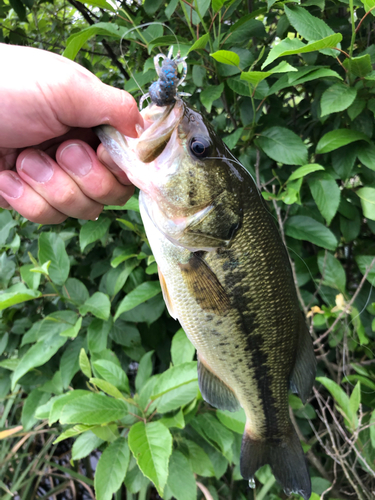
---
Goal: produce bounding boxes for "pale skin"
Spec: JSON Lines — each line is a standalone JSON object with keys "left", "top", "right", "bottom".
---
{"left": 0, "top": 43, "right": 144, "bottom": 223}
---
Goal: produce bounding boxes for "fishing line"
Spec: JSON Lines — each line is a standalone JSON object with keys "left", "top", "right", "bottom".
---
{"left": 118, "top": 22, "right": 182, "bottom": 101}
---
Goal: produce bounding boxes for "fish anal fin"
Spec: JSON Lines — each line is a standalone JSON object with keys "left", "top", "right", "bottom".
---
{"left": 289, "top": 312, "right": 317, "bottom": 404}
{"left": 158, "top": 267, "right": 177, "bottom": 320}
{"left": 178, "top": 253, "right": 230, "bottom": 315}
{"left": 198, "top": 355, "right": 240, "bottom": 412}
{"left": 240, "top": 423, "right": 311, "bottom": 500}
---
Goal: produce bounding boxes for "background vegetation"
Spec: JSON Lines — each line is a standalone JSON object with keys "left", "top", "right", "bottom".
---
{"left": 1, "top": 0, "right": 375, "bottom": 499}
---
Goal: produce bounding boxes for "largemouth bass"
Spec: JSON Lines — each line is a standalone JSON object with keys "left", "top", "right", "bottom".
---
{"left": 95, "top": 99, "right": 316, "bottom": 500}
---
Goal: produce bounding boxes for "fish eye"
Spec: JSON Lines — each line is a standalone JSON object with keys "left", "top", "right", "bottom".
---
{"left": 189, "top": 137, "right": 211, "bottom": 159}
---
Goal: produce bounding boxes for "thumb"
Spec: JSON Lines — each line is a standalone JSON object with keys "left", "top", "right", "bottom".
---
{"left": 75, "top": 80, "right": 144, "bottom": 138}
{"left": 57, "top": 70, "right": 144, "bottom": 138}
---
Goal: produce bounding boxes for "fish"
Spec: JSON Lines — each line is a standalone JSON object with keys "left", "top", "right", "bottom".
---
{"left": 95, "top": 97, "right": 316, "bottom": 500}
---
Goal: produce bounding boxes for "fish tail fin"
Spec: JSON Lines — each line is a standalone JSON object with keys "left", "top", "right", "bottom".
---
{"left": 240, "top": 424, "right": 311, "bottom": 500}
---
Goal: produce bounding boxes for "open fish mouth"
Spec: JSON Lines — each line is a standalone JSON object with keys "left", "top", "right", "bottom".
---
{"left": 133, "top": 99, "right": 184, "bottom": 163}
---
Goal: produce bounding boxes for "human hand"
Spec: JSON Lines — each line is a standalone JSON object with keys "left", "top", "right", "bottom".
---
{"left": 0, "top": 43, "right": 143, "bottom": 223}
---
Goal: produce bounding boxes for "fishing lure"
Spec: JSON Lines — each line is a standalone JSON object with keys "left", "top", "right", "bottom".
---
{"left": 140, "top": 46, "right": 189, "bottom": 108}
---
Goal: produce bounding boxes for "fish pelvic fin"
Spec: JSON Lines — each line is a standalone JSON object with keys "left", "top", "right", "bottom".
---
{"left": 198, "top": 355, "right": 240, "bottom": 412}
{"left": 240, "top": 424, "right": 311, "bottom": 500}
{"left": 158, "top": 266, "right": 177, "bottom": 320}
{"left": 289, "top": 312, "right": 317, "bottom": 404}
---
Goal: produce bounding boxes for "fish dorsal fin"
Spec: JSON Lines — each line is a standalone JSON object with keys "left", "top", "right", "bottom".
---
{"left": 289, "top": 312, "right": 317, "bottom": 404}
{"left": 178, "top": 253, "right": 230, "bottom": 315}
{"left": 158, "top": 266, "right": 177, "bottom": 320}
{"left": 198, "top": 355, "right": 240, "bottom": 412}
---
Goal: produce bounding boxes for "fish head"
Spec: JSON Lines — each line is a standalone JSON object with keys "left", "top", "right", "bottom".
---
{"left": 96, "top": 100, "right": 244, "bottom": 249}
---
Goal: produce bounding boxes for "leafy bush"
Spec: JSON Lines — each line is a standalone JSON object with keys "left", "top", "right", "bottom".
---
{"left": 1, "top": 0, "right": 375, "bottom": 499}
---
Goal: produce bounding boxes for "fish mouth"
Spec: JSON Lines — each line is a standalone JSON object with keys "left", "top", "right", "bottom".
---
{"left": 136, "top": 99, "right": 185, "bottom": 163}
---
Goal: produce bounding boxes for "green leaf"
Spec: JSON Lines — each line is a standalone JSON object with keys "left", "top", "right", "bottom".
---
{"left": 284, "top": 5, "right": 336, "bottom": 57}
{"left": 38, "top": 233, "right": 70, "bottom": 286}
{"left": 317, "top": 251, "right": 346, "bottom": 293}
{"left": 11, "top": 330, "right": 67, "bottom": 389}
{"left": 114, "top": 281, "right": 161, "bottom": 321}
{"left": 285, "top": 215, "right": 337, "bottom": 251}
{"left": 72, "top": 430, "right": 104, "bottom": 460}
{"left": 135, "top": 351, "right": 154, "bottom": 393}
{"left": 159, "top": 408, "right": 185, "bottom": 429}
{"left": 128, "top": 421, "right": 173, "bottom": 497}
{"left": 349, "top": 382, "right": 361, "bottom": 417}
{"left": 332, "top": 145, "right": 357, "bottom": 180}
{"left": 90, "top": 378, "right": 124, "bottom": 399}
{"left": 8, "top": 0, "right": 26, "bottom": 21}
{"left": 357, "top": 143, "right": 375, "bottom": 171}
{"left": 88, "top": 318, "right": 111, "bottom": 353}
{"left": 20, "top": 264, "right": 41, "bottom": 290}
{"left": 80, "top": 292, "right": 111, "bottom": 320}
{"left": 93, "top": 359, "right": 129, "bottom": 393}
{"left": 223, "top": 128, "right": 244, "bottom": 149}
{"left": 77, "top": 0, "right": 116, "bottom": 11}
{"left": 216, "top": 408, "right": 246, "bottom": 434}
{"left": 287, "top": 163, "right": 325, "bottom": 182}
{"left": 210, "top": 50, "right": 240, "bottom": 66}
{"left": 355, "top": 256, "right": 375, "bottom": 285}
{"left": 60, "top": 337, "right": 85, "bottom": 389}
{"left": 370, "top": 410, "right": 375, "bottom": 448}
{"left": 316, "top": 129, "right": 370, "bottom": 154}
{"left": 343, "top": 54, "right": 373, "bottom": 77}
{"left": 200, "top": 83, "right": 224, "bottom": 113}
{"left": 0, "top": 211, "right": 18, "bottom": 246}
{"left": 80, "top": 216, "right": 111, "bottom": 252}
{"left": 62, "top": 278, "right": 89, "bottom": 305}
{"left": 60, "top": 392, "right": 128, "bottom": 425}
{"left": 188, "top": 33, "right": 210, "bottom": 53}
{"left": 227, "top": 77, "right": 251, "bottom": 97}
{"left": 212, "top": 0, "right": 225, "bottom": 12}
{"left": 320, "top": 83, "right": 357, "bottom": 117}
{"left": 152, "top": 362, "right": 198, "bottom": 399}
{"left": 308, "top": 173, "right": 340, "bottom": 225}
{"left": 79, "top": 348, "right": 92, "bottom": 378}
{"left": 194, "top": 413, "right": 234, "bottom": 459}
{"left": 184, "top": 440, "right": 215, "bottom": 477}
{"left": 262, "top": 33, "right": 342, "bottom": 69}
{"left": 256, "top": 127, "right": 308, "bottom": 165}
{"left": 49, "top": 390, "right": 89, "bottom": 425}
{"left": 316, "top": 377, "right": 356, "bottom": 428}
{"left": 356, "top": 187, "right": 375, "bottom": 220}
{"left": 64, "top": 23, "right": 126, "bottom": 60}
{"left": 171, "top": 329, "right": 195, "bottom": 365}
{"left": 21, "top": 388, "right": 50, "bottom": 431}
{"left": 0, "top": 287, "right": 41, "bottom": 311}
{"left": 167, "top": 450, "right": 196, "bottom": 500}
{"left": 95, "top": 437, "right": 130, "bottom": 500}
{"left": 241, "top": 61, "right": 296, "bottom": 85}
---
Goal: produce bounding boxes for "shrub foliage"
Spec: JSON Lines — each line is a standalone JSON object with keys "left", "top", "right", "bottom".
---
{"left": 1, "top": 1, "right": 375, "bottom": 499}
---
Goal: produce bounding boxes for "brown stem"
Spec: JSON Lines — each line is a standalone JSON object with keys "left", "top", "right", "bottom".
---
{"left": 355, "top": 6, "right": 375, "bottom": 34}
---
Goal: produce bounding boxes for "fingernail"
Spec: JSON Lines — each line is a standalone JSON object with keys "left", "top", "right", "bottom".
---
{"left": 0, "top": 172, "right": 24, "bottom": 199}
{"left": 59, "top": 143, "right": 92, "bottom": 176}
{"left": 20, "top": 150, "right": 54, "bottom": 182}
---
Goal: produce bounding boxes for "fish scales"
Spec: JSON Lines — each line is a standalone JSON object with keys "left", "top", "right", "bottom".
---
{"left": 95, "top": 98, "right": 316, "bottom": 500}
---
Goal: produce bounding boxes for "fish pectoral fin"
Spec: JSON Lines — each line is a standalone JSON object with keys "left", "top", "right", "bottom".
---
{"left": 158, "top": 267, "right": 177, "bottom": 320}
{"left": 289, "top": 312, "right": 317, "bottom": 404}
{"left": 181, "top": 191, "right": 242, "bottom": 249}
{"left": 198, "top": 355, "right": 240, "bottom": 412}
{"left": 178, "top": 253, "right": 231, "bottom": 315}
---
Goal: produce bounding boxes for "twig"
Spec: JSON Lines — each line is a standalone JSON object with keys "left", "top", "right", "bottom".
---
{"left": 356, "top": 6, "right": 375, "bottom": 33}
{"left": 314, "top": 256, "right": 375, "bottom": 345}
